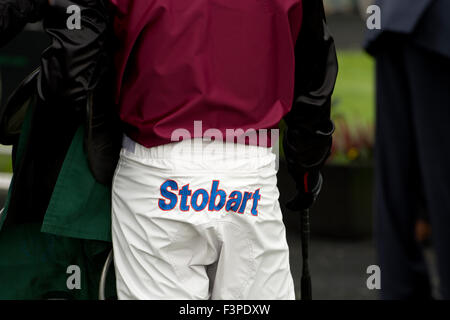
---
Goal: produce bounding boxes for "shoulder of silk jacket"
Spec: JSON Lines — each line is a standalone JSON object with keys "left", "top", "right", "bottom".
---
{"left": 38, "top": 0, "right": 113, "bottom": 108}
{"left": 283, "top": 0, "right": 338, "bottom": 176}
{"left": 41, "top": 0, "right": 122, "bottom": 185}
{"left": 41, "top": 0, "right": 121, "bottom": 186}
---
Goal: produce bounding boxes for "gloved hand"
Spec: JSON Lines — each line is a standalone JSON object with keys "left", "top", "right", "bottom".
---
{"left": 286, "top": 170, "right": 323, "bottom": 211}
{"left": 283, "top": 126, "right": 330, "bottom": 211}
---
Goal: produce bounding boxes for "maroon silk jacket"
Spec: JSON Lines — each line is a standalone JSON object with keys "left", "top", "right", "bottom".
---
{"left": 110, "top": 0, "right": 337, "bottom": 173}
{"left": 111, "top": 0, "right": 303, "bottom": 147}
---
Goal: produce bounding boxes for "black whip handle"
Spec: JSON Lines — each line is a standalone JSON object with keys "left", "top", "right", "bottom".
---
{"left": 300, "top": 208, "right": 312, "bottom": 300}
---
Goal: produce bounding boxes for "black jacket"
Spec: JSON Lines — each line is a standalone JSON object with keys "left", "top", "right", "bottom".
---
{"left": 1, "top": 0, "right": 112, "bottom": 106}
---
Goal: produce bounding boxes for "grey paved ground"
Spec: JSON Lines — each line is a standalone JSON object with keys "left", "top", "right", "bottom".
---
{"left": 285, "top": 228, "right": 440, "bottom": 300}
{"left": 286, "top": 230, "right": 378, "bottom": 300}
{"left": 278, "top": 162, "right": 379, "bottom": 300}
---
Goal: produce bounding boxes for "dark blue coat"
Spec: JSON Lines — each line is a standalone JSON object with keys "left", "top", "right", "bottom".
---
{"left": 365, "top": 0, "right": 450, "bottom": 58}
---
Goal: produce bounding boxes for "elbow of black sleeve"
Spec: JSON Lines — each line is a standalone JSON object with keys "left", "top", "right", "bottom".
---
{"left": 284, "top": 20, "right": 338, "bottom": 175}
{"left": 283, "top": 117, "right": 334, "bottom": 172}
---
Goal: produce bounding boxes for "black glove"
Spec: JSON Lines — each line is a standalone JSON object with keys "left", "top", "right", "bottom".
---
{"left": 283, "top": 126, "right": 332, "bottom": 211}
{"left": 286, "top": 170, "right": 323, "bottom": 211}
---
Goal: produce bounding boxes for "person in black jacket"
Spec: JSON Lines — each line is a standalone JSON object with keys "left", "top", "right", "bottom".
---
{"left": 0, "top": 0, "right": 117, "bottom": 225}
{"left": 0, "top": 0, "right": 118, "bottom": 299}
{"left": 365, "top": 0, "right": 450, "bottom": 300}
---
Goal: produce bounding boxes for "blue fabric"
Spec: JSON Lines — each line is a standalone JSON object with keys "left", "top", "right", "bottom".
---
{"left": 412, "top": 0, "right": 450, "bottom": 59}
{"left": 365, "top": 0, "right": 450, "bottom": 58}
{"left": 122, "top": 135, "right": 136, "bottom": 154}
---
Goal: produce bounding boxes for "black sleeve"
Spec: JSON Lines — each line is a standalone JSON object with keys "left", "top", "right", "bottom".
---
{"left": 283, "top": 0, "right": 338, "bottom": 172}
{"left": 0, "top": 0, "right": 48, "bottom": 47}
{"left": 38, "top": 0, "right": 113, "bottom": 110}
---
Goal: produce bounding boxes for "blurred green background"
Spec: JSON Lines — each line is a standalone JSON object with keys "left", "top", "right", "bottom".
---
{"left": 0, "top": 154, "right": 12, "bottom": 173}
{"left": 333, "top": 50, "right": 374, "bottom": 125}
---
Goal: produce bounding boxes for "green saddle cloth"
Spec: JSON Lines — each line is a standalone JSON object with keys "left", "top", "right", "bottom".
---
{"left": 0, "top": 102, "right": 116, "bottom": 299}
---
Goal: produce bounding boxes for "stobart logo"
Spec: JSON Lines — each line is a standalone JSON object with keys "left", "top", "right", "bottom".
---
{"left": 159, "top": 180, "right": 261, "bottom": 216}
